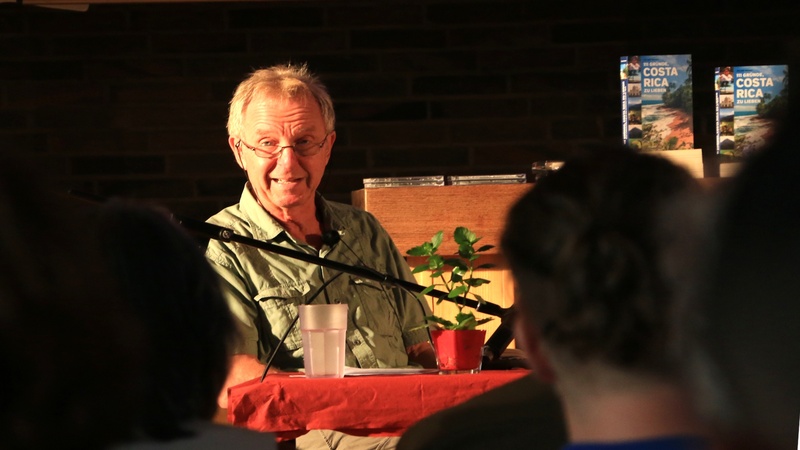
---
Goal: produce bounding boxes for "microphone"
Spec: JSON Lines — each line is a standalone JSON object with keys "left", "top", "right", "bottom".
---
{"left": 322, "top": 229, "right": 341, "bottom": 247}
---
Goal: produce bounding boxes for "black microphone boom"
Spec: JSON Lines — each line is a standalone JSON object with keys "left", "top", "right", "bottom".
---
{"left": 179, "top": 217, "right": 510, "bottom": 319}
{"left": 65, "top": 190, "right": 515, "bottom": 364}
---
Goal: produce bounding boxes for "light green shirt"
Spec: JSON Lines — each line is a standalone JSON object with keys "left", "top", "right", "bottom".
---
{"left": 205, "top": 185, "right": 432, "bottom": 370}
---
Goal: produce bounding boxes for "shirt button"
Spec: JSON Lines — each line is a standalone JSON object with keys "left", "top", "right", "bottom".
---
{"left": 353, "top": 339, "right": 361, "bottom": 345}
{"left": 333, "top": 299, "right": 341, "bottom": 304}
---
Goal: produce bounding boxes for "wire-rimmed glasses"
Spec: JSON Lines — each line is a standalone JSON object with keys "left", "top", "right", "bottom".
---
{"left": 236, "top": 131, "right": 332, "bottom": 159}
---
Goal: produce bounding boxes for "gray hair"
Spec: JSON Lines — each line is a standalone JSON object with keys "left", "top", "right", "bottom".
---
{"left": 227, "top": 62, "right": 336, "bottom": 138}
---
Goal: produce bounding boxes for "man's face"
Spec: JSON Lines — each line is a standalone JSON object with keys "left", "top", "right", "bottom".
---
{"left": 231, "top": 93, "right": 335, "bottom": 215}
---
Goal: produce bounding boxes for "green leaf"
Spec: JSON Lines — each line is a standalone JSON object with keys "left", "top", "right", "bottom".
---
{"left": 430, "top": 231, "right": 444, "bottom": 250}
{"left": 451, "top": 265, "right": 468, "bottom": 277}
{"left": 457, "top": 243, "right": 474, "bottom": 260}
{"left": 450, "top": 271, "right": 463, "bottom": 283}
{"left": 420, "top": 285, "right": 436, "bottom": 296}
{"left": 447, "top": 285, "right": 468, "bottom": 299}
{"left": 476, "top": 244, "right": 495, "bottom": 253}
{"left": 454, "top": 227, "right": 477, "bottom": 245}
{"left": 425, "top": 315, "right": 455, "bottom": 328}
{"left": 428, "top": 254, "right": 444, "bottom": 270}
{"left": 411, "top": 264, "right": 430, "bottom": 274}
{"left": 406, "top": 245, "right": 430, "bottom": 257}
{"left": 465, "top": 277, "right": 490, "bottom": 287}
{"left": 475, "top": 263, "right": 496, "bottom": 270}
{"left": 442, "top": 257, "right": 464, "bottom": 268}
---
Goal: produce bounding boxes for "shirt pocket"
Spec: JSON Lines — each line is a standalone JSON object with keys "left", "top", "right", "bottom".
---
{"left": 254, "top": 284, "right": 311, "bottom": 353}
{"left": 349, "top": 277, "right": 403, "bottom": 337}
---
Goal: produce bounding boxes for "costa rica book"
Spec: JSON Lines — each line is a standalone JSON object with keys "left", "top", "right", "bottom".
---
{"left": 621, "top": 54, "right": 694, "bottom": 151}
{"left": 715, "top": 64, "right": 789, "bottom": 159}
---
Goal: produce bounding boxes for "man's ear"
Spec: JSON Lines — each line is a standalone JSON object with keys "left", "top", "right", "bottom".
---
{"left": 515, "top": 317, "right": 557, "bottom": 384}
{"left": 321, "top": 130, "right": 336, "bottom": 167}
{"left": 229, "top": 136, "right": 246, "bottom": 171}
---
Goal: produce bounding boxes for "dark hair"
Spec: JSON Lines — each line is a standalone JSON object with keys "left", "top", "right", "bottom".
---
{"left": 0, "top": 159, "right": 145, "bottom": 449}
{"left": 93, "top": 200, "right": 238, "bottom": 440}
{"left": 694, "top": 105, "right": 800, "bottom": 449}
{"left": 502, "top": 148, "right": 698, "bottom": 373}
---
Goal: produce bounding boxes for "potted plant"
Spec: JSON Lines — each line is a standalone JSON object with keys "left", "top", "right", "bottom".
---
{"left": 406, "top": 226, "right": 494, "bottom": 373}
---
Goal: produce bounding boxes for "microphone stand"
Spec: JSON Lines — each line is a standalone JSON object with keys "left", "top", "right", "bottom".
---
{"left": 175, "top": 216, "right": 518, "bottom": 366}
{"left": 65, "top": 190, "right": 517, "bottom": 368}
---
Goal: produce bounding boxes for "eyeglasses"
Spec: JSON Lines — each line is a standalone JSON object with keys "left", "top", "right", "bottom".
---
{"left": 236, "top": 131, "right": 332, "bottom": 159}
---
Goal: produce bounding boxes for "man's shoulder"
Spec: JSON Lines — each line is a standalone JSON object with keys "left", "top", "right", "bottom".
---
{"left": 323, "top": 199, "right": 380, "bottom": 226}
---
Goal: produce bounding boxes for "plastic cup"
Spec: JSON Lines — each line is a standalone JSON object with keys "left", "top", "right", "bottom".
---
{"left": 298, "top": 304, "right": 348, "bottom": 378}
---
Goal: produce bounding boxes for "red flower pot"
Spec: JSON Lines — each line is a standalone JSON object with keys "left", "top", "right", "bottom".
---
{"left": 430, "top": 329, "right": 486, "bottom": 374}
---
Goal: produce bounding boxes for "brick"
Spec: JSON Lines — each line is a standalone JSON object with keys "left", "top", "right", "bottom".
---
{"left": 351, "top": 29, "right": 447, "bottom": 50}
{"left": 511, "top": 71, "right": 610, "bottom": 94}
{"left": 380, "top": 51, "right": 477, "bottom": 72}
{"left": 83, "top": 59, "right": 184, "bottom": 80}
{"left": 413, "top": 75, "right": 507, "bottom": 96}
{"left": 371, "top": 146, "right": 469, "bottom": 168}
{"left": 97, "top": 178, "right": 195, "bottom": 199}
{"left": 34, "top": 107, "right": 113, "bottom": 129}
{"left": 148, "top": 130, "right": 228, "bottom": 153}
{"left": 0, "top": 111, "right": 29, "bottom": 130}
{"left": 336, "top": 101, "right": 428, "bottom": 122}
{"left": 326, "top": 148, "right": 369, "bottom": 171}
{"left": 449, "top": 25, "right": 547, "bottom": 48}
{"left": 346, "top": 123, "right": 447, "bottom": 147}
{"left": 0, "top": 132, "right": 48, "bottom": 153}
{"left": 110, "top": 81, "right": 216, "bottom": 103}
{"left": 327, "top": 5, "right": 424, "bottom": 27}
{"left": 71, "top": 155, "right": 165, "bottom": 176}
{"left": 250, "top": 31, "right": 348, "bottom": 53}
{"left": 479, "top": 47, "right": 576, "bottom": 70}
{"left": 325, "top": 75, "right": 408, "bottom": 100}
{"left": 111, "top": 105, "right": 225, "bottom": 130}
{"left": 151, "top": 33, "right": 248, "bottom": 55}
{"left": 430, "top": 98, "right": 528, "bottom": 119}
{"left": 47, "top": 131, "right": 149, "bottom": 154}
{"left": 0, "top": 36, "right": 48, "bottom": 58}
{"left": 6, "top": 81, "right": 106, "bottom": 107}
{"left": 551, "top": 118, "right": 601, "bottom": 139}
{"left": 51, "top": 34, "right": 149, "bottom": 58}
{"left": 473, "top": 144, "right": 550, "bottom": 167}
{"left": 450, "top": 118, "right": 548, "bottom": 143}
{"left": 24, "top": 6, "right": 129, "bottom": 34}
{"left": 427, "top": 2, "right": 533, "bottom": 25}
{"left": 228, "top": 6, "right": 324, "bottom": 29}
{"left": 196, "top": 176, "right": 247, "bottom": 198}
{"left": 0, "top": 61, "right": 83, "bottom": 81}
{"left": 168, "top": 153, "right": 241, "bottom": 175}
{"left": 129, "top": 5, "right": 226, "bottom": 31}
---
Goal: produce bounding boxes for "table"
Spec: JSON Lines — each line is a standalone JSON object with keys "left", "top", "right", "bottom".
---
{"left": 227, "top": 369, "right": 530, "bottom": 442}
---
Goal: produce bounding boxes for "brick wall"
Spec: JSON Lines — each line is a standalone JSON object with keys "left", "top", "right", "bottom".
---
{"left": 2, "top": 1, "right": 799, "bottom": 219}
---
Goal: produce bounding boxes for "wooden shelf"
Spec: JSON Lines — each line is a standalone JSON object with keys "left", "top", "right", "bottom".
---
{"left": 351, "top": 183, "right": 533, "bottom": 256}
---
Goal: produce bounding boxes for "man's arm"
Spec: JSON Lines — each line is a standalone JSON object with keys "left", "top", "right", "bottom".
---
{"left": 217, "top": 354, "right": 281, "bottom": 409}
{"left": 407, "top": 341, "right": 438, "bottom": 369}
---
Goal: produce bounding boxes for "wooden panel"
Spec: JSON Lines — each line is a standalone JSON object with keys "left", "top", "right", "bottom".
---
{"left": 352, "top": 184, "right": 531, "bottom": 349}
{"left": 351, "top": 183, "right": 533, "bottom": 256}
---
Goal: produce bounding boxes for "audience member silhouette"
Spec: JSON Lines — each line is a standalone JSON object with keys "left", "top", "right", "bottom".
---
{"left": 89, "top": 200, "right": 277, "bottom": 449}
{"left": 397, "top": 374, "right": 567, "bottom": 450}
{"left": 501, "top": 148, "right": 709, "bottom": 449}
{"left": 680, "top": 105, "right": 800, "bottom": 450}
{"left": 0, "top": 158, "right": 145, "bottom": 449}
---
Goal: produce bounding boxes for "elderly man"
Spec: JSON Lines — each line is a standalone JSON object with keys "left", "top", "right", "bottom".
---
{"left": 205, "top": 63, "right": 436, "bottom": 449}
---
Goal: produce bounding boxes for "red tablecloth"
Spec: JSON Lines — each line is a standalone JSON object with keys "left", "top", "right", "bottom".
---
{"left": 227, "top": 369, "right": 530, "bottom": 441}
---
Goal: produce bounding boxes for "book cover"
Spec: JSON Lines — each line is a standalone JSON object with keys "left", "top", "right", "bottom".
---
{"left": 715, "top": 65, "right": 789, "bottom": 158}
{"left": 621, "top": 54, "right": 694, "bottom": 151}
